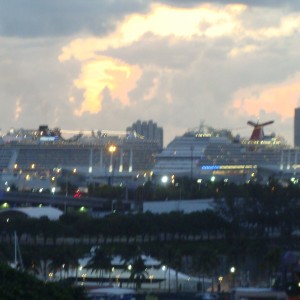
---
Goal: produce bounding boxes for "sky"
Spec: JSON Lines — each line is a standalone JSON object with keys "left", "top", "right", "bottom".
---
{"left": 1, "top": 0, "right": 300, "bottom": 147}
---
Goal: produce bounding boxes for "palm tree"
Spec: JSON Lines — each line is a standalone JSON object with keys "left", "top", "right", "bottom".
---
{"left": 48, "top": 250, "right": 67, "bottom": 280}
{"left": 193, "top": 247, "right": 220, "bottom": 292}
{"left": 85, "top": 247, "right": 112, "bottom": 285}
{"left": 261, "top": 247, "right": 282, "bottom": 285}
{"left": 120, "top": 244, "right": 140, "bottom": 266}
{"left": 128, "top": 255, "right": 148, "bottom": 290}
{"left": 159, "top": 245, "right": 182, "bottom": 292}
{"left": 21, "top": 248, "right": 42, "bottom": 276}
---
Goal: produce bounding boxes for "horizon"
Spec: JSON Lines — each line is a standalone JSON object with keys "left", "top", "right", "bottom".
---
{"left": 0, "top": 118, "right": 290, "bottom": 148}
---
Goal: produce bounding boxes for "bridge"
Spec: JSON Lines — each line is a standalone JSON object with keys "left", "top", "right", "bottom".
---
{"left": 0, "top": 191, "right": 109, "bottom": 212}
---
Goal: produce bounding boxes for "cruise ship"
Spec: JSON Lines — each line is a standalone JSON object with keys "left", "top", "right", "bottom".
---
{"left": 152, "top": 121, "right": 299, "bottom": 183}
{"left": 0, "top": 125, "right": 161, "bottom": 189}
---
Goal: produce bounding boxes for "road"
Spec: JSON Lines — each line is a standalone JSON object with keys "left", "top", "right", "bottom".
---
{"left": 0, "top": 191, "right": 108, "bottom": 210}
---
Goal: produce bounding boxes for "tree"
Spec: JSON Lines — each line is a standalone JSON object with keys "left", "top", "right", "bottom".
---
{"left": 159, "top": 245, "right": 183, "bottom": 292}
{"left": 193, "top": 247, "right": 220, "bottom": 292}
{"left": 48, "top": 249, "right": 68, "bottom": 280}
{"left": 85, "top": 247, "right": 112, "bottom": 285}
{"left": 128, "top": 255, "right": 148, "bottom": 290}
{"left": 0, "top": 262, "right": 87, "bottom": 300}
{"left": 260, "top": 247, "right": 282, "bottom": 285}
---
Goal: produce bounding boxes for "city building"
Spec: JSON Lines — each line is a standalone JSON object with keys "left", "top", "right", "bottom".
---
{"left": 127, "top": 120, "right": 163, "bottom": 149}
{"left": 294, "top": 107, "right": 300, "bottom": 148}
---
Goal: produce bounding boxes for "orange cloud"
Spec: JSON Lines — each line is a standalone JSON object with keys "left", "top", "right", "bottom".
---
{"left": 118, "top": 3, "right": 244, "bottom": 40}
{"left": 59, "top": 3, "right": 248, "bottom": 117}
{"left": 59, "top": 2, "right": 300, "bottom": 117}
{"left": 58, "top": 2, "right": 246, "bottom": 63}
{"left": 73, "top": 56, "right": 141, "bottom": 116}
{"left": 229, "top": 73, "right": 300, "bottom": 119}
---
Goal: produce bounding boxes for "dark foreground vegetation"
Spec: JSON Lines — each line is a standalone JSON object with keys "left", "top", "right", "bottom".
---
{"left": 0, "top": 263, "right": 86, "bottom": 300}
{"left": 1, "top": 180, "right": 300, "bottom": 291}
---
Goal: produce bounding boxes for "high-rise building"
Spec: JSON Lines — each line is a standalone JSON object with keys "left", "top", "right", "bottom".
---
{"left": 294, "top": 108, "right": 300, "bottom": 147}
{"left": 127, "top": 120, "right": 163, "bottom": 149}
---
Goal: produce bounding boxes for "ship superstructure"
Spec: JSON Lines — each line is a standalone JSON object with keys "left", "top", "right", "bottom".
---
{"left": 152, "top": 122, "right": 295, "bottom": 183}
{"left": 0, "top": 125, "right": 161, "bottom": 188}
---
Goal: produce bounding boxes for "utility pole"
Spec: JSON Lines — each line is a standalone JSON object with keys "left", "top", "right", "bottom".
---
{"left": 190, "top": 145, "right": 194, "bottom": 180}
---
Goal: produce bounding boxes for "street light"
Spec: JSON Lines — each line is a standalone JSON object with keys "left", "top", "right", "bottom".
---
{"left": 230, "top": 267, "right": 236, "bottom": 288}
{"left": 218, "top": 276, "right": 223, "bottom": 292}
{"left": 48, "top": 272, "right": 53, "bottom": 281}
{"left": 109, "top": 145, "right": 116, "bottom": 185}
{"left": 162, "top": 265, "right": 167, "bottom": 290}
{"left": 149, "top": 274, "right": 154, "bottom": 289}
{"left": 109, "top": 145, "right": 116, "bottom": 172}
{"left": 161, "top": 175, "right": 168, "bottom": 184}
{"left": 81, "top": 273, "right": 87, "bottom": 286}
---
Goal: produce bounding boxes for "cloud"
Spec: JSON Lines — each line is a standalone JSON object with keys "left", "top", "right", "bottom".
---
{"left": 58, "top": 3, "right": 246, "bottom": 115}
{"left": 161, "top": 0, "right": 300, "bottom": 9}
{"left": 73, "top": 57, "right": 141, "bottom": 116}
{"left": 14, "top": 98, "right": 22, "bottom": 121}
{"left": 54, "top": 1, "right": 300, "bottom": 146}
{"left": 0, "top": 36, "right": 75, "bottom": 129}
{"left": 1, "top": 1, "right": 300, "bottom": 147}
{"left": 5, "top": 0, "right": 298, "bottom": 39}
{"left": 228, "top": 72, "right": 300, "bottom": 120}
{"left": 0, "top": 0, "right": 151, "bottom": 38}
{"left": 58, "top": 3, "right": 242, "bottom": 62}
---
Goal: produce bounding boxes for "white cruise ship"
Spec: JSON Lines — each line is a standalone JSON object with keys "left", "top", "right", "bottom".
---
{"left": 152, "top": 122, "right": 297, "bottom": 183}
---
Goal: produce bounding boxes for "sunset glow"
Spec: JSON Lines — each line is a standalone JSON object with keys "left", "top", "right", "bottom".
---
{"left": 230, "top": 73, "right": 300, "bottom": 119}
{"left": 73, "top": 57, "right": 141, "bottom": 116}
{"left": 2, "top": 1, "right": 300, "bottom": 145}
{"left": 59, "top": 2, "right": 300, "bottom": 125}
{"left": 59, "top": 3, "right": 248, "bottom": 117}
